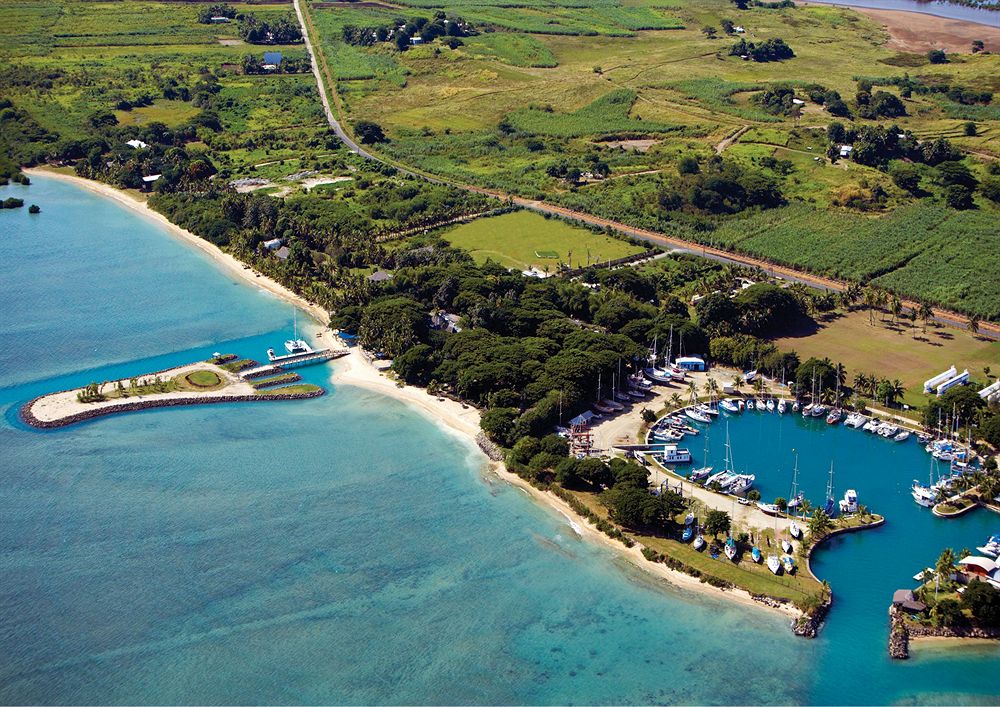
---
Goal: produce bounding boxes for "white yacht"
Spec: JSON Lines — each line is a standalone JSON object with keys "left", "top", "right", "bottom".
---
{"left": 781, "top": 539, "right": 793, "bottom": 554}
{"left": 766, "top": 399, "right": 776, "bottom": 412}
{"left": 789, "top": 522, "right": 802, "bottom": 539}
{"left": 767, "top": 555, "right": 782, "bottom": 575}
{"left": 894, "top": 430, "right": 911, "bottom": 442}
{"left": 839, "top": 489, "right": 859, "bottom": 514}
{"left": 782, "top": 555, "right": 796, "bottom": 574}
{"left": 777, "top": 399, "right": 787, "bottom": 414}
{"left": 729, "top": 474, "right": 755, "bottom": 495}
{"left": 693, "top": 534, "right": 705, "bottom": 551}
{"left": 911, "top": 481, "right": 936, "bottom": 508}
{"left": 720, "top": 398, "right": 741, "bottom": 414}
{"left": 685, "top": 408, "right": 712, "bottom": 424}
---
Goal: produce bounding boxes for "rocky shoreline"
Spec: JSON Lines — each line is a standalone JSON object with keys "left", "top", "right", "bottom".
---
{"left": 20, "top": 389, "right": 325, "bottom": 429}
{"left": 888, "top": 605, "right": 1000, "bottom": 659}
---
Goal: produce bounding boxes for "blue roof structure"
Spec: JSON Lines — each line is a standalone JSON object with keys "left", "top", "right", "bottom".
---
{"left": 263, "top": 51, "right": 283, "bottom": 65}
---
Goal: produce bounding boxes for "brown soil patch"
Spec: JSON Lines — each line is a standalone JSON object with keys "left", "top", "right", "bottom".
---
{"left": 598, "top": 138, "right": 660, "bottom": 153}
{"left": 855, "top": 7, "right": 1000, "bottom": 54}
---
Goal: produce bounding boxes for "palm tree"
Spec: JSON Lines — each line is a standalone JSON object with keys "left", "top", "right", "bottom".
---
{"left": 968, "top": 314, "right": 980, "bottom": 337}
{"left": 731, "top": 374, "right": 744, "bottom": 393}
{"left": 889, "top": 379, "right": 905, "bottom": 407}
{"left": 935, "top": 547, "right": 956, "bottom": 596}
{"left": 864, "top": 287, "right": 877, "bottom": 325}
{"left": 670, "top": 393, "right": 683, "bottom": 410}
{"left": 853, "top": 371, "right": 869, "bottom": 395}
{"left": 889, "top": 295, "right": 902, "bottom": 324}
{"left": 808, "top": 509, "right": 833, "bottom": 538}
{"left": 918, "top": 302, "right": 933, "bottom": 334}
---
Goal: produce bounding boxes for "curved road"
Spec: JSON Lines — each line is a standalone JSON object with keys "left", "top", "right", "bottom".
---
{"left": 292, "top": 0, "right": 997, "bottom": 339}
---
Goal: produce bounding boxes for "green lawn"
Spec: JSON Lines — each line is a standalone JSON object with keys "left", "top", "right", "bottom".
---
{"left": 442, "top": 210, "right": 645, "bottom": 270}
{"left": 772, "top": 309, "right": 1000, "bottom": 408}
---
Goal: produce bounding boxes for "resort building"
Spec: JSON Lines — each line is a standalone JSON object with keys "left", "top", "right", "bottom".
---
{"left": 262, "top": 238, "right": 283, "bottom": 251}
{"left": 958, "top": 556, "right": 997, "bottom": 579}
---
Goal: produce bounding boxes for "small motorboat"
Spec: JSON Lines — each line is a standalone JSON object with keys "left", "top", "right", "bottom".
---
{"left": 782, "top": 555, "right": 796, "bottom": 574}
{"left": 682, "top": 525, "right": 694, "bottom": 542}
{"left": 781, "top": 539, "right": 793, "bottom": 554}
{"left": 789, "top": 522, "right": 801, "bottom": 539}
{"left": 747, "top": 399, "right": 756, "bottom": 410}
{"left": 751, "top": 546, "right": 762, "bottom": 563}
{"left": 801, "top": 403, "right": 814, "bottom": 417}
{"left": 720, "top": 399, "right": 741, "bottom": 414}
{"left": 693, "top": 534, "right": 705, "bottom": 551}
{"left": 724, "top": 537, "right": 737, "bottom": 561}
{"left": 767, "top": 555, "right": 782, "bottom": 575}
{"left": 826, "top": 408, "right": 842, "bottom": 425}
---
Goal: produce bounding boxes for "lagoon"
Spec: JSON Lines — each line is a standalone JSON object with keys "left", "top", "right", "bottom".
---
{"left": 0, "top": 175, "right": 998, "bottom": 704}
{"left": 805, "top": 0, "right": 1000, "bottom": 27}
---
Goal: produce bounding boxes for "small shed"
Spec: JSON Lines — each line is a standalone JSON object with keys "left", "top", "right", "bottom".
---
{"left": 409, "top": 36, "right": 423, "bottom": 45}
{"left": 568, "top": 411, "right": 596, "bottom": 427}
{"left": 275, "top": 246, "right": 290, "bottom": 261}
{"left": 675, "top": 356, "right": 706, "bottom": 372}
{"left": 839, "top": 145, "right": 854, "bottom": 158}
{"left": 368, "top": 270, "right": 393, "bottom": 283}
{"left": 892, "top": 589, "right": 927, "bottom": 614}
{"left": 140, "top": 174, "right": 161, "bottom": 191}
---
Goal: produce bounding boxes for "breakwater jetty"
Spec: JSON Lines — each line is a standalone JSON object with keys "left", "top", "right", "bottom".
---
{"left": 21, "top": 357, "right": 326, "bottom": 429}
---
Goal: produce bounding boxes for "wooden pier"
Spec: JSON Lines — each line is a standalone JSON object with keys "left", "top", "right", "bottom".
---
{"left": 239, "top": 349, "right": 349, "bottom": 379}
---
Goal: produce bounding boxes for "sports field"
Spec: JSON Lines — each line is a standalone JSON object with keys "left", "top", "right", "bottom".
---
{"left": 442, "top": 211, "right": 644, "bottom": 271}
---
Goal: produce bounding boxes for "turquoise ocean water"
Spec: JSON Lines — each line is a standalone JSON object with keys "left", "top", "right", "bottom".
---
{"left": 0, "top": 176, "right": 997, "bottom": 705}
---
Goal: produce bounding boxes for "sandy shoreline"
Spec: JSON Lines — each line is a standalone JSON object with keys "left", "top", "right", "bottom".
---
{"left": 31, "top": 166, "right": 798, "bottom": 620}
{"left": 24, "top": 168, "right": 331, "bottom": 327}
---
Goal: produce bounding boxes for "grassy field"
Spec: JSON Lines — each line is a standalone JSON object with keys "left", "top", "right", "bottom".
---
{"left": 441, "top": 210, "right": 644, "bottom": 270}
{"left": 772, "top": 309, "right": 1000, "bottom": 408}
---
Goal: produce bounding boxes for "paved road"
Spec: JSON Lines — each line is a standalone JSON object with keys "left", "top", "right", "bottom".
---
{"left": 292, "top": 0, "right": 997, "bottom": 339}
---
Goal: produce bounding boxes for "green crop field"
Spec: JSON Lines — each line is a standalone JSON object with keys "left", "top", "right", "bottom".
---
{"left": 442, "top": 210, "right": 644, "bottom": 270}
{"left": 303, "top": 0, "right": 1000, "bottom": 318}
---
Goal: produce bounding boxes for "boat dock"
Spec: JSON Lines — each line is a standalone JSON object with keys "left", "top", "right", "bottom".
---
{"left": 239, "top": 348, "right": 349, "bottom": 379}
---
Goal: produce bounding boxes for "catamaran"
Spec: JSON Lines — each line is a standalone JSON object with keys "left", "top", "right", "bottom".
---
{"left": 729, "top": 474, "right": 755, "bottom": 495}
{"left": 845, "top": 412, "right": 867, "bottom": 428}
